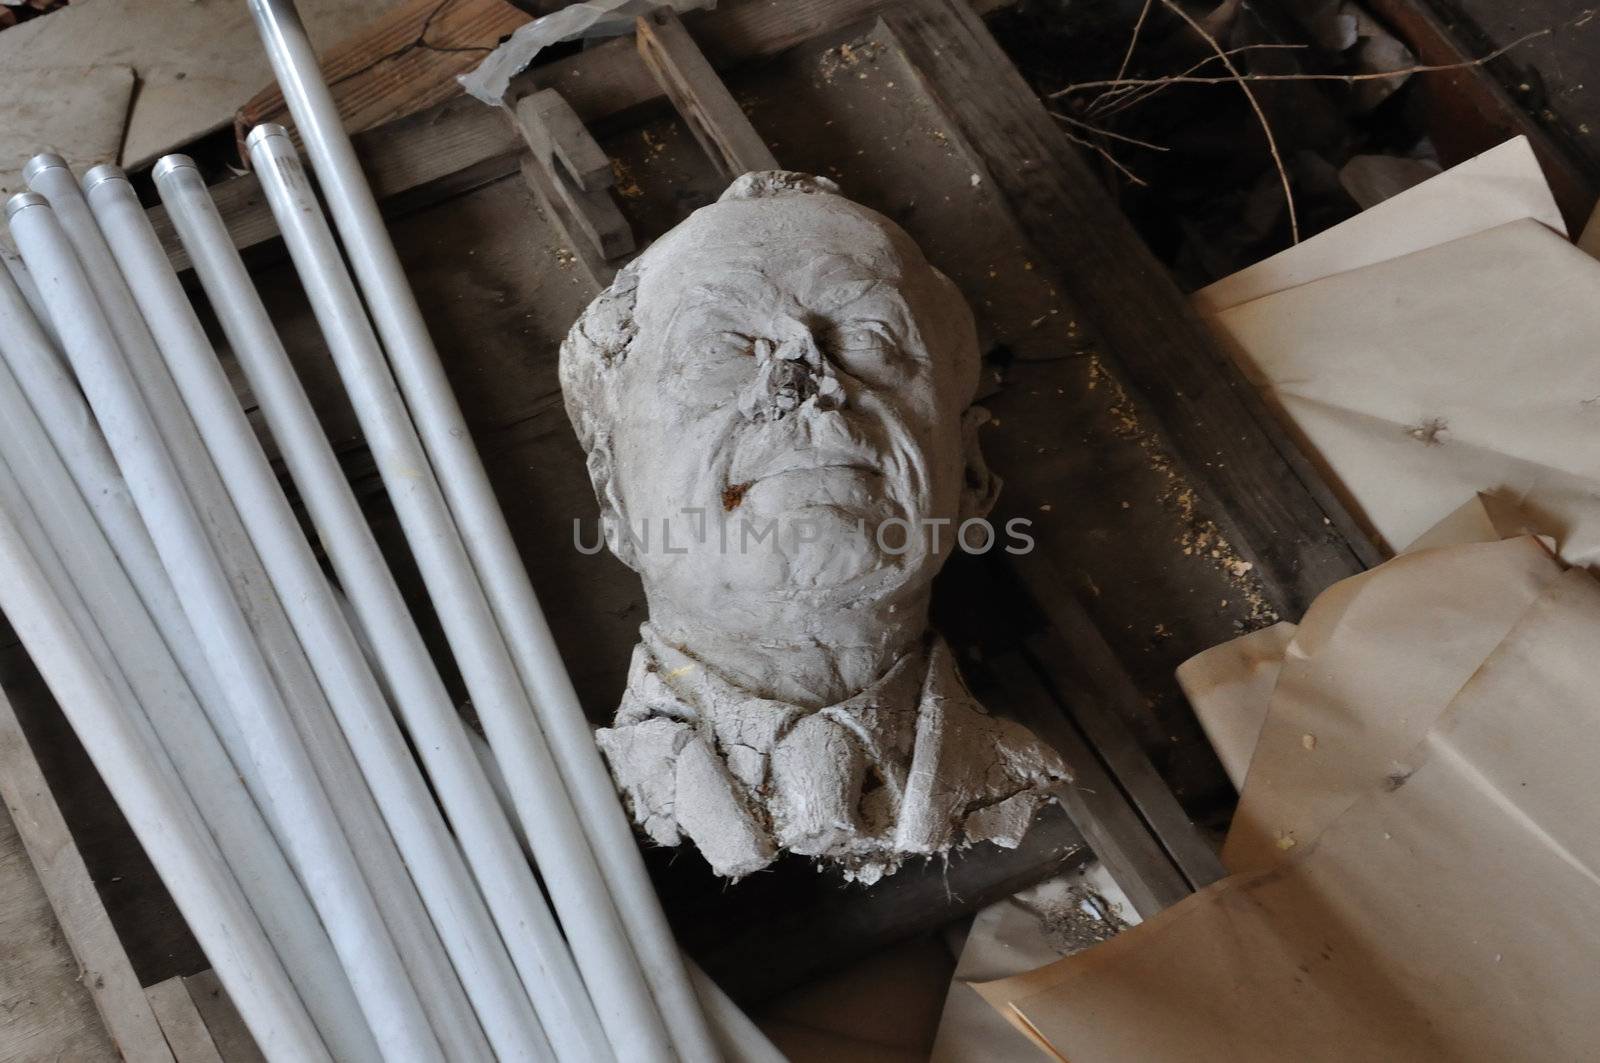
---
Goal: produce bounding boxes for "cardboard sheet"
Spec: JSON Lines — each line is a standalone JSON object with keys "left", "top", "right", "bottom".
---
{"left": 1209, "top": 217, "right": 1600, "bottom": 565}
{"left": 977, "top": 558, "right": 1600, "bottom": 1062}
{"left": 1194, "top": 136, "right": 1565, "bottom": 312}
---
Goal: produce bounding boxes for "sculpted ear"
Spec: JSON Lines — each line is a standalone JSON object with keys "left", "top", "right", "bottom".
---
{"left": 958, "top": 406, "right": 1002, "bottom": 522}
{"left": 586, "top": 435, "right": 639, "bottom": 572}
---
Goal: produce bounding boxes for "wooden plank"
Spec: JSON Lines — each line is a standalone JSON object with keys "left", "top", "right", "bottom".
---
{"left": 183, "top": 971, "right": 265, "bottom": 1063}
{"left": 878, "top": 2, "right": 1384, "bottom": 618}
{"left": 636, "top": 9, "right": 780, "bottom": 179}
{"left": 0, "top": 684, "right": 173, "bottom": 1062}
{"left": 234, "top": 0, "right": 535, "bottom": 157}
{"left": 992, "top": 657, "right": 1190, "bottom": 919}
{"left": 147, "top": 977, "right": 225, "bottom": 1063}
{"left": 1002, "top": 552, "right": 1226, "bottom": 891}
{"left": 0, "top": 799, "right": 118, "bottom": 1060}
{"left": 518, "top": 156, "right": 621, "bottom": 286}
{"left": 517, "top": 89, "right": 612, "bottom": 192}
{"left": 513, "top": 90, "right": 635, "bottom": 262}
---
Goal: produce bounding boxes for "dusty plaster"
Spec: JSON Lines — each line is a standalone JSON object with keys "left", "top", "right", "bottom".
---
{"left": 560, "top": 171, "right": 1069, "bottom": 881}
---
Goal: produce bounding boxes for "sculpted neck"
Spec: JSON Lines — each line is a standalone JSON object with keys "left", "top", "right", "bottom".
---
{"left": 645, "top": 591, "right": 931, "bottom": 710}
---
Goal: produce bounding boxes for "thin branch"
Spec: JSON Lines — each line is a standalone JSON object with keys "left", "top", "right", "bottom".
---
{"left": 1058, "top": 127, "right": 1150, "bottom": 187}
{"left": 1052, "top": 25, "right": 1556, "bottom": 96}
{"left": 1111, "top": 0, "right": 1155, "bottom": 87}
{"left": 1092, "top": 44, "right": 1308, "bottom": 117}
{"left": 1155, "top": 0, "right": 1297, "bottom": 242}
{"left": 1050, "top": 110, "right": 1171, "bottom": 151}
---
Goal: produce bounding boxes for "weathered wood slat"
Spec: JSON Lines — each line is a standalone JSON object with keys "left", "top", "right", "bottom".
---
{"left": 636, "top": 9, "right": 780, "bottom": 179}
{"left": 514, "top": 90, "right": 635, "bottom": 263}
{"left": 0, "top": 684, "right": 173, "bottom": 1062}
{"left": 183, "top": 971, "right": 265, "bottom": 1063}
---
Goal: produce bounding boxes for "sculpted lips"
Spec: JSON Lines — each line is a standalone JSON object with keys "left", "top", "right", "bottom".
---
{"left": 721, "top": 446, "right": 882, "bottom": 510}
{"left": 731, "top": 446, "right": 883, "bottom": 486}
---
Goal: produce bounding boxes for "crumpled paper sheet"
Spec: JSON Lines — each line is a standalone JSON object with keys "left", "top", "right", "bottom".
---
{"left": 1173, "top": 619, "right": 1294, "bottom": 792}
{"left": 1194, "top": 136, "right": 1565, "bottom": 312}
{"left": 1193, "top": 136, "right": 1600, "bottom": 568}
{"left": 458, "top": 0, "right": 714, "bottom": 105}
{"left": 1208, "top": 214, "right": 1600, "bottom": 566}
{"left": 973, "top": 525, "right": 1600, "bottom": 1061}
{"left": 1177, "top": 494, "right": 1544, "bottom": 795}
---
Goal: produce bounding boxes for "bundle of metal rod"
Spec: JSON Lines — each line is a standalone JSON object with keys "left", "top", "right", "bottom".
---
{"left": 27, "top": 154, "right": 488, "bottom": 1061}
{"left": 243, "top": 2, "right": 729, "bottom": 1058}
{"left": 0, "top": 262, "right": 381, "bottom": 1063}
{"left": 0, "top": 500, "right": 330, "bottom": 1060}
{"left": 85, "top": 163, "right": 559, "bottom": 1063}
{"left": 153, "top": 155, "right": 615, "bottom": 1063}
{"left": 6, "top": 190, "right": 452, "bottom": 1060}
{"left": 243, "top": 122, "right": 673, "bottom": 1062}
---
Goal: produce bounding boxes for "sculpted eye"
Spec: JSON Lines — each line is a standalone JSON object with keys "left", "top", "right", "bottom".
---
{"left": 827, "top": 323, "right": 894, "bottom": 353}
{"left": 706, "top": 331, "right": 755, "bottom": 359}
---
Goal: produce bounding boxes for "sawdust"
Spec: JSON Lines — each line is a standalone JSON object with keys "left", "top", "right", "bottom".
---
{"left": 609, "top": 157, "right": 644, "bottom": 200}
{"left": 817, "top": 37, "right": 884, "bottom": 84}
{"left": 1086, "top": 352, "right": 1278, "bottom": 624}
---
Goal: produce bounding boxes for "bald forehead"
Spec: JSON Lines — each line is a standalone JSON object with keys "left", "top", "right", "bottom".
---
{"left": 634, "top": 194, "right": 921, "bottom": 322}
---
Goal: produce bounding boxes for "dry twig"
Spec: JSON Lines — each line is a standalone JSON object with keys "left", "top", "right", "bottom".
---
{"left": 1090, "top": 43, "right": 1308, "bottom": 117}
{"left": 1058, "top": 127, "right": 1151, "bottom": 187}
{"left": 1153, "top": 0, "right": 1298, "bottom": 242}
{"left": 1050, "top": 110, "right": 1171, "bottom": 152}
{"left": 1053, "top": 25, "right": 1561, "bottom": 96}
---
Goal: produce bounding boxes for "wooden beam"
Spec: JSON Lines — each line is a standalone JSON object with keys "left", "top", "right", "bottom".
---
{"left": 877, "top": 3, "right": 1383, "bottom": 617}
{"left": 0, "top": 684, "right": 173, "bottom": 1062}
{"left": 1001, "top": 552, "right": 1226, "bottom": 891}
{"left": 513, "top": 90, "right": 635, "bottom": 265}
{"left": 636, "top": 9, "right": 779, "bottom": 180}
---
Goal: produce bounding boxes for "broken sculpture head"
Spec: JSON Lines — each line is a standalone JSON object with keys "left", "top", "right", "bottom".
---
{"left": 561, "top": 172, "right": 1066, "bottom": 882}
{"left": 561, "top": 171, "right": 1001, "bottom": 621}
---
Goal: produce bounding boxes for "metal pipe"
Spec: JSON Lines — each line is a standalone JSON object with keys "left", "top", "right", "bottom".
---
{"left": 89, "top": 162, "right": 551, "bottom": 1063}
{"left": 246, "top": 122, "right": 673, "bottom": 1063}
{"left": 0, "top": 246, "right": 59, "bottom": 353}
{"left": 466, "top": 730, "right": 789, "bottom": 1063}
{"left": 156, "top": 153, "right": 611, "bottom": 1063}
{"left": 6, "top": 191, "right": 444, "bottom": 1063}
{"left": 27, "top": 154, "right": 485, "bottom": 1061}
{"left": 0, "top": 263, "right": 381, "bottom": 1063}
{"left": 243, "top": 5, "right": 718, "bottom": 1057}
{"left": 0, "top": 492, "right": 328, "bottom": 1062}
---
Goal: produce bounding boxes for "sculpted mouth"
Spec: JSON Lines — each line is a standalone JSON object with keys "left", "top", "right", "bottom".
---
{"left": 722, "top": 455, "right": 883, "bottom": 510}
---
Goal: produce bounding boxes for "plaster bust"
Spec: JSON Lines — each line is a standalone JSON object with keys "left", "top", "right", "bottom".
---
{"left": 561, "top": 172, "right": 1068, "bottom": 883}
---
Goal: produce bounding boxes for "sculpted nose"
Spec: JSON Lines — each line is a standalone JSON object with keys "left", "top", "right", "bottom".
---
{"left": 738, "top": 330, "right": 844, "bottom": 422}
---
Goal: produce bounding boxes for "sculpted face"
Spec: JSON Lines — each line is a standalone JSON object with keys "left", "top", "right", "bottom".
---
{"left": 565, "top": 179, "right": 992, "bottom": 626}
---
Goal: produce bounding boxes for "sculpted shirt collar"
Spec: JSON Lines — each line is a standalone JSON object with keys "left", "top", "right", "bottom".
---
{"left": 598, "top": 622, "right": 1067, "bottom": 882}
